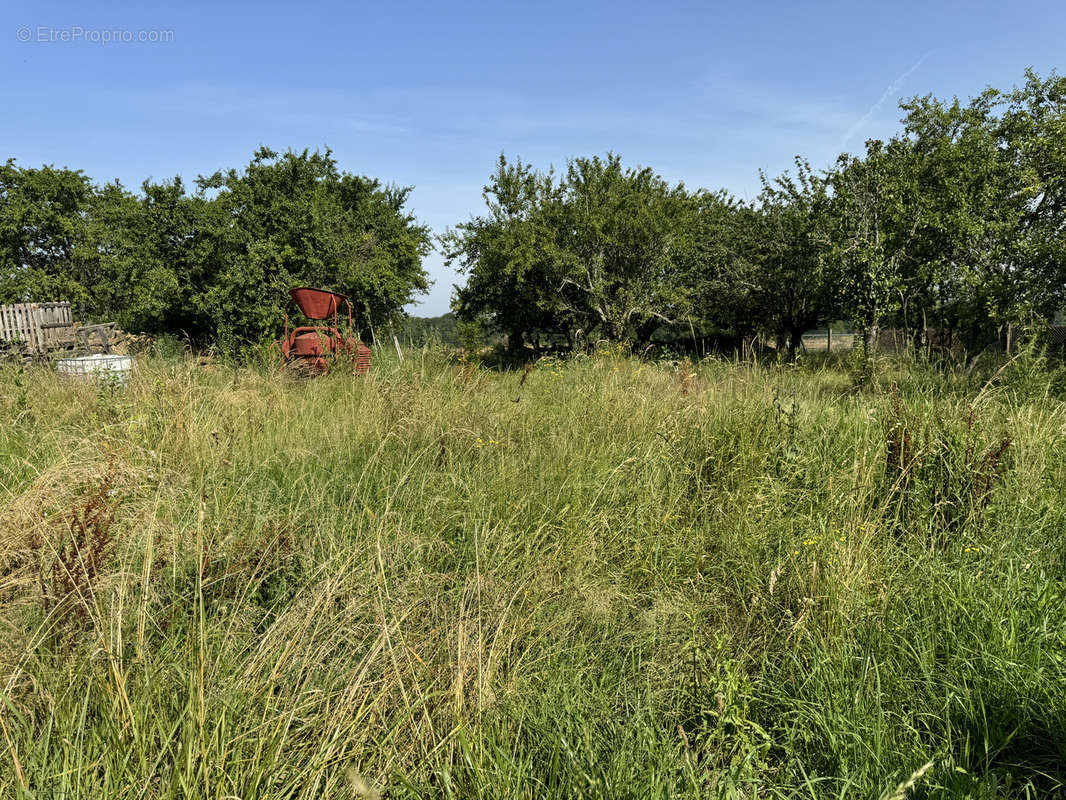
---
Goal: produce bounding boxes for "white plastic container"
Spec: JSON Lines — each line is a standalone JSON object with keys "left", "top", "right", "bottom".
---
{"left": 56, "top": 355, "right": 133, "bottom": 385}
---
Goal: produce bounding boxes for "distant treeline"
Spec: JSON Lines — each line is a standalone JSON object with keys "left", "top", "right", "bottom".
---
{"left": 3, "top": 70, "right": 1065, "bottom": 358}
{"left": 400, "top": 313, "right": 459, "bottom": 347}
{"left": 0, "top": 147, "right": 431, "bottom": 351}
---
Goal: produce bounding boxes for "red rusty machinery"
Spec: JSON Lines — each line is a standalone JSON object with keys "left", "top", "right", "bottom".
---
{"left": 276, "top": 287, "right": 371, "bottom": 375}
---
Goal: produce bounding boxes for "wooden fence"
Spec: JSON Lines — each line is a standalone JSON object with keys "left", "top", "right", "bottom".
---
{"left": 0, "top": 302, "right": 74, "bottom": 354}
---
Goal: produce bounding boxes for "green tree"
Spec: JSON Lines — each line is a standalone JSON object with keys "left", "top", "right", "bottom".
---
{"left": 195, "top": 147, "right": 432, "bottom": 350}
{"left": 446, "top": 153, "right": 698, "bottom": 350}
{"left": 551, "top": 154, "right": 697, "bottom": 344}
{"left": 681, "top": 191, "right": 762, "bottom": 350}
{"left": 898, "top": 91, "right": 1031, "bottom": 350}
{"left": 85, "top": 177, "right": 217, "bottom": 335}
{"left": 751, "top": 159, "right": 835, "bottom": 359}
{"left": 443, "top": 156, "right": 563, "bottom": 352}
{"left": 0, "top": 161, "right": 96, "bottom": 308}
{"left": 826, "top": 137, "right": 924, "bottom": 353}
{"left": 999, "top": 70, "right": 1066, "bottom": 328}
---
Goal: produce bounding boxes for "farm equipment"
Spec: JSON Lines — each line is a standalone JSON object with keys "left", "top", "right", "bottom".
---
{"left": 276, "top": 287, "right": 371, "bottom": 375}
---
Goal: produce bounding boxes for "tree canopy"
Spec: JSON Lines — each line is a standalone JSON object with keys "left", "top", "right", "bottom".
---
{"left": 444, "top": 70, "right": 1066, "bottom": 358}
{"left": 3, "top": 70, "right": 1065, "bottom": 360}
{"left": 444, "top": 153, "right": 701, "bottom": 350}
{"left": 0, "top": 147, "right": 432, "bottom": 352}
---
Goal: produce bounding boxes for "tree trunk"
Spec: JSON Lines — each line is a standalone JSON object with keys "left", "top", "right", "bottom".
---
{"left": 921, "top": 309, "right": 929, "bottom": 359}
{"left": 785, "top": 328, "right": 800, "bottom": 361}
{"left": 864, "top": 322, "right": 880, "bottom": 354}
{"left": 507, "top": 328, "right": 526, "bottom": 355}
{"left": 634, "top": 318, "right": 660, "bottom": 348}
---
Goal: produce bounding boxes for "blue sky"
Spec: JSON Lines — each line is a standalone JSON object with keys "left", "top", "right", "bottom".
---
{"left": 3, "top": 1, "right": 1065, "bottom": 315}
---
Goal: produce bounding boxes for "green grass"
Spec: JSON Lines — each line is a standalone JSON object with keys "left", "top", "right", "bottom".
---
{"left": 1, "top": 348, "right": 1065, "bottom": 798}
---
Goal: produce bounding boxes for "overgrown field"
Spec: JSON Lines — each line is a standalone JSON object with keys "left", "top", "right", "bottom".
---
{"left": 2, "top": 350, "right": 1065, "bottom": 799}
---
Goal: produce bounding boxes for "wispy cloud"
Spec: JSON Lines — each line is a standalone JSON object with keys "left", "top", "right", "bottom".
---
{"left": 124, "top": 84, "right": 415, "bottom": 136}
{"left": 840, "top": 52, "right": 930, "bottom": 148}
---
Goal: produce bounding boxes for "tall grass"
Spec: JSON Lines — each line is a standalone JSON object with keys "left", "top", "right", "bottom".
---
{"left": 1, "top": 348, "right": 1064, "bottom": 798}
